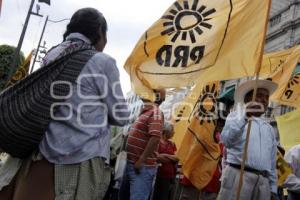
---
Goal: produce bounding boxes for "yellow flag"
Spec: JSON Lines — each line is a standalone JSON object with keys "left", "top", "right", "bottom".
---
{"left": 125, "top": 0, "right": 271, "bottom": 101}
{"left": 5, "top": 51, "right": 33, "bottom": 88}
{"left": 276, "top": 149, "right": 293, "bottom": 186}
{"left": 276, "top": 108, "right": 300, "bottom": 150}
{"left": 173, "top": 81, "right": 221, "bottom": 189}
{"left": 270, "top": 46, "right": 300, "bottom": 107}
{"left": 259, "top": 45, "right": 300, "bottom": 81}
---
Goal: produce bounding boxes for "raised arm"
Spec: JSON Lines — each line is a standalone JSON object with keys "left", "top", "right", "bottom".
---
{"left": 221, "top": 111, "right": 247, "bottom": 148}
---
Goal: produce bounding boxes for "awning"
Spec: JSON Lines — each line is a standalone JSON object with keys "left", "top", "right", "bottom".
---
{"left": 293, "top": 63, "right": 300, "bottom": 74}
{"left": 218, "top": 85, "right": 235, "bottom": 105}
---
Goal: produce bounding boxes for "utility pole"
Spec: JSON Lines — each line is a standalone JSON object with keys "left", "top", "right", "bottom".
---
{"left": 30, "top": 17, "right": 70, "bottom": 73}
{"left": 30, "top": 16, "right": 48, "bottom": 73}
{"left": 8, "top": 0, "right": 43, "bottom": 79}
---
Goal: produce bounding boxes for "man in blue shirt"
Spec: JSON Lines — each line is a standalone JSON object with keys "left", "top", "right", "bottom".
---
{"left": 219, "top": 80, "right": 278, "bottom": 200}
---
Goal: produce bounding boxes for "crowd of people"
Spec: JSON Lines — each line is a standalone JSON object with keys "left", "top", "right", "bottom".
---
{"left": 0, "top": 7, "right": 299, "bottom": 200}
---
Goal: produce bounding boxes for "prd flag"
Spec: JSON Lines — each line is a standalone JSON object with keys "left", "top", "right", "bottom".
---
{"left": 259, "top": 45, "right": 300, "bottom": 82}
{"left": 276, "top": 149, "right": 292, "bottom": 187}
{"left": 5, "top": 51, "right": 33, "bottom": 88}
{"left": 125, "top": 0, "right": 271, "bottom": 101}
{"left": 270, "top": 45, "right": 300, "bottom": 107}
{"left": 172, "top": 81, "right": 221, "bottom": 189}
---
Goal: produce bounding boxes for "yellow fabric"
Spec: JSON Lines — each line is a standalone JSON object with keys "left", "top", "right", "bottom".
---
{"left": 259, "top": 45, "right": 300, "bottom": 81}
{"left": 276, "top": 108, "right": 300, "bottom": 151}
{"left": 270, "top": 46, "right": 300, "bottom": 107}
{"left": 173, "top": 82, "right": 221, "bottom": 189}
{"left": 276, "top": 149, "right": 292, "bottom": 187}
{"left": 255, "top": 45, "right": 300, "bottom": 107}
{"left": 5, "top": 51, "right": 33, "bottom": 87}
{"left": 124, "top": 0, "right": 270, "bottom": 101}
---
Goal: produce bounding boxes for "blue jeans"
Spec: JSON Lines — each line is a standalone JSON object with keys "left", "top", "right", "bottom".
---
{"left": 119, "top": 162, "right": 157, "bottom": 200}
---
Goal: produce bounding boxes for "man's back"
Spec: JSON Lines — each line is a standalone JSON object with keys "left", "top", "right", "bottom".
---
{"left": 126, "top": 104, "right": 163, "bottom": 167}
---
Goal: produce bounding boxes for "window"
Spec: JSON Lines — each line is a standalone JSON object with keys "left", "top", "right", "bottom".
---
{"left": 270, "top": 14, "right": 281, "bottom": 27}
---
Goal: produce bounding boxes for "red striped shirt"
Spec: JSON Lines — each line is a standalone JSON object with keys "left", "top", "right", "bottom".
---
{"left": 126, "top": 104, "right": 164, "bottom": 166}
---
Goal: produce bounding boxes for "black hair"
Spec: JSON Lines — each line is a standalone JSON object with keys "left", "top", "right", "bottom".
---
{"left": 153, "top": 89, "right": 165, "bottom": 105}
{"left": 270, "top": 121, "right": 277, "bottom": 127}
{"left": 63, "top": 8, "right": 107, "bottom": 45}
{"left": 153, "top": 89, "right": 160, "bottom": 102}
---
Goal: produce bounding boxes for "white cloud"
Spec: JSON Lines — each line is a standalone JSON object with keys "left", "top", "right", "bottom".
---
{"left": 0, "top": 0, "right": 175, "bottom": 93}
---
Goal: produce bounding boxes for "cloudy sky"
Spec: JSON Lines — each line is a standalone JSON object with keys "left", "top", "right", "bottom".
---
{"left": 0, "top": 0, "right": 175, "bottom": 94}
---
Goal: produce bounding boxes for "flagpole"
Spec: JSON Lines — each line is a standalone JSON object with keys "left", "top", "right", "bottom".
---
{"left": 235, "top": 0, "right": 272, "bottom": 199}
{"left": 30, "top": 15, "right": 48, "bottom": 73}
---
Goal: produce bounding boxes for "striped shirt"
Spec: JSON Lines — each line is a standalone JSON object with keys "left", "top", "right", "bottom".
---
{"left": 126, "top": 104, "right": 164, "bottom": 166}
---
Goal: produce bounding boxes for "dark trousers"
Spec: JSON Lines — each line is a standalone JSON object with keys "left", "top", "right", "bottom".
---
{"left": 0, "top": 159, "right": 54, "bottom": 200}
{"left": 152, "top": 177, "right": 174, "bottom": 200}
{"left": 287, "top": 191, "right": 300, "bottom": 200}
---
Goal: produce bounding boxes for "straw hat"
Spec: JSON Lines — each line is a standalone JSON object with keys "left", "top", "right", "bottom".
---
{"left": 234, "top": 80, "right": 278, "bottom": 104}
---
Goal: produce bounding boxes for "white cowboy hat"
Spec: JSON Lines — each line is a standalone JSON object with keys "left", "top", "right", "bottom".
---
{"left": 234, "top": 80, "right": 278, "bottom": 104}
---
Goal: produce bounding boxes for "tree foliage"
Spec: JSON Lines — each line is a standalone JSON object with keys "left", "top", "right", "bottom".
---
{"left": 0, "top": 45, "right": 25, "bottom": 91}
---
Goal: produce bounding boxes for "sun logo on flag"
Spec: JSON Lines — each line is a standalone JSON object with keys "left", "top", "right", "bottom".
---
{"left": 284, "top": 72, "right": 300, "bottom": 99}
{"left": 175, "top": 106, "right": 186, "bottom": 123}
{"left": 161, "top": 0, "right": 216, "bottom": 43}
{"left": 193, "top": 83, "right": 218, "bottom": 125}
{"left": 287, "top": 73, "right": 300, "bottom": 89}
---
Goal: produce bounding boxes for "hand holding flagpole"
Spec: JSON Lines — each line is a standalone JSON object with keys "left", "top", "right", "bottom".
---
{"left": 235, "top": 0, "right": 273, "bottom": 199}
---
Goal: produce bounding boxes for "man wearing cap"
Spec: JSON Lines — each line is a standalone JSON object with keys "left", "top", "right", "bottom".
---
{"left": 219, "top": 80, "right": 278, "bottom": 200}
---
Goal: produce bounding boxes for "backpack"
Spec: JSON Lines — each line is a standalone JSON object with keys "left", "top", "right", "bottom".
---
{"left": 0, "top": 42, "right": 97, "bottom": 158}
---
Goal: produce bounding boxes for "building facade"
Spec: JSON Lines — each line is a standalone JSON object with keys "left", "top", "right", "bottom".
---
{"left": 122, "top": 91, "right": 143, "bottom": 135}
{"left": 266, "top": 0, "right": 300, "bottom": 52}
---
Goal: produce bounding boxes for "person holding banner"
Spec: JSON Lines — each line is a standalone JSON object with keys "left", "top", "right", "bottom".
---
{"left": 283, "top": 144, "right": 300, "bottom": 200}
{"left": 219, "top": 80, "right": 278, "bottom": 200}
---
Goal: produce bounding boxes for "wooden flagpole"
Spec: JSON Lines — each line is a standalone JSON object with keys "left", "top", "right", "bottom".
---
{"left": 235, "top": 0, "right": 273, "bottom": 199}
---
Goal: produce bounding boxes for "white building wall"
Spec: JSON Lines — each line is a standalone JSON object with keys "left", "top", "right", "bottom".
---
{"left": 266, "top": 1, "right": 300, "bottom": 52}
{"left": 160, "top": 88, "right": 190, "bottom": 121}
{"left": 270, "top": 0, "right": 293, "bottom": 16}
{"left": 122, "top": 91, "right": 143, "bottom": 135}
